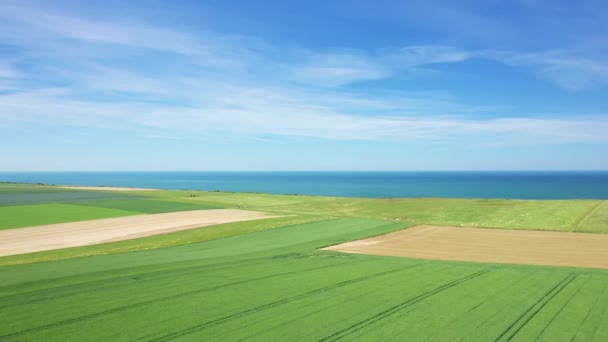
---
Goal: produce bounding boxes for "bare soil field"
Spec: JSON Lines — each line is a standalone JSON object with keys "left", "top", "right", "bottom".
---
{"left": 0, "top": 209, "right": 275, "bottom": 257}
{"left": 324, "top": 225, "right": 608, "bottom": 269}
{"left": 58, "top": 186, "right": 157, "bottom": 191}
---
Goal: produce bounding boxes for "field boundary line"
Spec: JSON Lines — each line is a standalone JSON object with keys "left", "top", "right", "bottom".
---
{"left": 319, "top": 223, "right": 414, "bottom": 250}
{"left": 318, "top": 270, "right": 490, "bottom": 342}
{"left": 494, "top": 274, "right": 577, "bottom": 342}
{"left": 148, "top": 265, "right": 420, "bottom": 342}
{"left": 572, "top": 201, "right": 605, "bottom": 231}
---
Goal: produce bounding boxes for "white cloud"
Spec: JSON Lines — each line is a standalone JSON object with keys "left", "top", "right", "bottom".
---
{"left": 2, "top": 84, "right": 607, "bottom": 145}
{"left": 0, "top": 62, "right": 18, "bottom": 78}
{"left": 0, "top": 1, "right": 607, "bottom": 148}
{"left": 394, "top": 45, "right": 471, "bottom": 65}
{"left": 0, "top": 2, "right": 260, "bottom": 70}
{"left": 289, "top": 46, "right": 472, "bottom": 87}
{"left": 501, "top": 50, "right": 608, "bottom": 91}
{"left": 290, "top": 52, "right": 389, "bottom": 87}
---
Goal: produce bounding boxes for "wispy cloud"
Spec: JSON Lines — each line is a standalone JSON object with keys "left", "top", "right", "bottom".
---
{"left": 393, "top": 45, "right": 471, "bottom": 66}
{"left": 290, "top": 51, "right": 389, "bottom": 87}
{"left": 3, "top": 84, "right": 606, "bottom": 145}
{"left": 0, "top": 61, "right": 18, "bottom": 79}
{"left": 500, "top": 50, "right": 608, "bottom": 91}
{"left": 0, "top": 1, "right": 606, "bottom": 148}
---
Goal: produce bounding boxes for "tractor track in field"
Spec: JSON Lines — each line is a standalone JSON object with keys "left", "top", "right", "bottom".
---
{"left": 572, "top": 202, "right": 606, "bottom": 231}
{"left": 292, "top": 264, "right": 458, "bottom": 342}
{"left": 225, "top": 277, "right": 387, "bottom": 341}
{"left": 420, "top": 272, "right": 531, "bottom": 342}
{"left": 318, "top": 270, "right": 490, "bottom": 341}
{"left": 147, "top": 265, "right": 420, "bottom": 342}
{"left": 0, "top": 255, "right": 278, "bottom": 304}
{"left": 0, "top": 260, "right": 355, "bottom": 340}
{"left": 533, "top": 276, "right": 590, "bottom": 341}
{"left": 456, "top": 273, "right": 556, "bottom": 342}
{"left": 571, "top": 280, "right": 608, "bottom": 342}
{"left": 494, "top": 274, "right": 577, "bottom": 342}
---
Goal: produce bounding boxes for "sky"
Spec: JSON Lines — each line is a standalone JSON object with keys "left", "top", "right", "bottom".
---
{"left": 1, "top": 0, "right": 607, "bottom": 171}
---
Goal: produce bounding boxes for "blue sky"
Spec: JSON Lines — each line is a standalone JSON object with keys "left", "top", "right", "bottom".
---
{"left": 1, "top": 0, "right": 607, "bottom": 171}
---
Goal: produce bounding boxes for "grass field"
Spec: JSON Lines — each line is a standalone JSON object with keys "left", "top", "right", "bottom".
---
{"left": 0, "top": 185, "right": 142, "bottom": 206}
{"left": 1, "top": 184, "right": 608, "bottom": 341}
{"left": 0, "top": 203, "right": 139, "bottom": 230}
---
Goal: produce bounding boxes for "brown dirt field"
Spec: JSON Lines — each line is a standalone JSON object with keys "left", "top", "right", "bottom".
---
{"left": 0, "top": 209, "right": 276, "bottom": 257}
{"left": 323, "top": 225, "right": 608, "bottom": 270}
{"left": 58, "top": 186, "right": 157, "bottom": 191}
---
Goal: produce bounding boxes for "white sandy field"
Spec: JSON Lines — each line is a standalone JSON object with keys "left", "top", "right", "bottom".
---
{"left": 0, "top": 209, "right": 275, "bottom": 257}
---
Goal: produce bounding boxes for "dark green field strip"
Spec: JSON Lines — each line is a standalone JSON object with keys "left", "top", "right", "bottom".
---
{"left": 0, "top": 203, "right": 139, "bottom": 230}
{"left": 0, "top": 189, "right": 144, "bottom": 206}
{"left": 0, "top": 254, "right": 290, "bottom": 305}
{"left": 0, "top": 257, "right": 358, "bottom": 340}
{"left": 70, "top": 199, "right": 222, "bottom": 214}
{"left": 0, "top": 254, "right": 228, "bottom": 296}
{"left": 0, "top": 185, "right": 60, "bottom": 193}
{"left": 159, "top": 218, "right": 404, "bottom": 260}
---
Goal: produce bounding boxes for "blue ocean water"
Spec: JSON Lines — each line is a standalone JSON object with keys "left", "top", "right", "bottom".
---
{"left": 1, "top": 171, "right": 608, "bottom": 199}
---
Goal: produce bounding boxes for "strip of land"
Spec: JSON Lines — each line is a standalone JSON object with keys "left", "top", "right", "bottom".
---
{"left": 324, "top": 225, "right": 608, "bottom": 269}
{"left": 0, "top": 209, "right": 275, "bottom": 256}
{"left": 58, "top": 186, "right": 158, "bottom": 191}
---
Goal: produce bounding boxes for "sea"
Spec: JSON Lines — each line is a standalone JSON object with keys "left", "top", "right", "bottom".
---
{"left": 2, "top": 171, "right": 608, "bottom": 199}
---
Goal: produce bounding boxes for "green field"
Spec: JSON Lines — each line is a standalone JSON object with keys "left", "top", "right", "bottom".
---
{"left": 1, "top": 184, "right": 608, "bottom": 341}
{"left": 0, "top": 203, "right": 139, "bottom": 230}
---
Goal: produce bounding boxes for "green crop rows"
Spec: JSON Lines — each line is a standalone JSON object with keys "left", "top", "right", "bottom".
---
{"left": 1, "top": 184, "right": 608, "bottom": 341}
{"left": 0, "top": 185, "right": 142, "bottom": 206}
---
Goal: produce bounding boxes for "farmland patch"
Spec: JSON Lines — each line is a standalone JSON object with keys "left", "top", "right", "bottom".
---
{"left": 0, "top": 188, "right": 143, "bottom": 206}
{"left": 324, "top": 225, "right": 608, "bottom": 269}
{"left": 0, "top": 203, "right": 139, "bottom": 230}
{"left": 0, "top": 209, "right": 276, "bottom": 256}
{"left": 70, "top": 199, "right": 221, "bottom": 214}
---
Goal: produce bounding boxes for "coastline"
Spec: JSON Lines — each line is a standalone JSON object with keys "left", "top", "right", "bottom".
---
{"left": 2, "top": 171, "right": 608, "bottom": 199}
